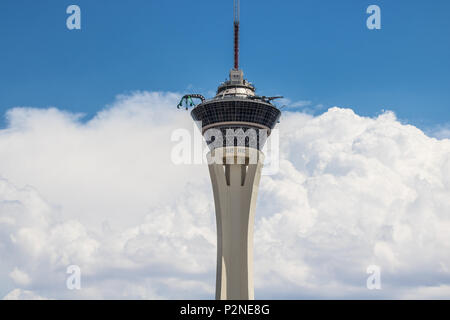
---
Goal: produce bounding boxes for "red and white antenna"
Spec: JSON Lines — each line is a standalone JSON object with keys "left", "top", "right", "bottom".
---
{"left": 234, "top": 0, "right": 240, "bottom": 70}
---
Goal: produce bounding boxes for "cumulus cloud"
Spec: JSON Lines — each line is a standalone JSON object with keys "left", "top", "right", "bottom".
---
{"left": 9, "top": 268, "right": 31, "bottom": 286}
{"left": 278, "top": 98, "right": 324, "bottom": 114}
{"left": 0, "top": 91, "right": 450, "bottom": 299}
{"left": 3, "top": 289, "right": 47, "bottom": 300}
{"left": 429, "top": 124, "right": 450, "bottom": 140}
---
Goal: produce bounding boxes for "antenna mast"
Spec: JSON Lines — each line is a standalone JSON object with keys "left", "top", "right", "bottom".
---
{"left": 234, "top": 0, "right": 240, "bottom": 70}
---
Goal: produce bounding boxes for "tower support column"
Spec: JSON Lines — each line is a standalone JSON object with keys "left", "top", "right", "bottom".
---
{"left": 207, "top": 147, "right": 264, "bottom": 300}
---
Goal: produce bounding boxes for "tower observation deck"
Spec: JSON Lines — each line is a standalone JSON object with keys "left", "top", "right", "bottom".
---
{"left": 177, "top": 0, "right": 282, "bottom": 300}
{"left": 191, "top": 68, "right": 281, "bottom": 150}
{"left": 179, "top": 0, "right": 282, "bottom": 151}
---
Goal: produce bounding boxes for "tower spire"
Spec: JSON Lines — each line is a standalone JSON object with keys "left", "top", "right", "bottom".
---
{"left": 234, "top": 0, "right": 240, "bottom": 70}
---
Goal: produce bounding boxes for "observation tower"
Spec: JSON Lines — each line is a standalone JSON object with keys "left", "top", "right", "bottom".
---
{"left": 177, "top": 0, "right": 282, "bottom": 300}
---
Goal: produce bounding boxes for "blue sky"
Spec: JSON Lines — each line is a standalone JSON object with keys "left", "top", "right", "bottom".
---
{"left": 0, "top": 0, "right": 449, "bottom": 129}
{"left": 1, "top": 0, "right": 450, "bottom": 300}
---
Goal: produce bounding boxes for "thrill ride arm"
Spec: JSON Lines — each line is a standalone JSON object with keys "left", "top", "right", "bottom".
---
{"left": 177, "top": 94, "right": 206, "bottom": 110}
{"left": 248, "top": 95, "right": 284, "bottom": 103}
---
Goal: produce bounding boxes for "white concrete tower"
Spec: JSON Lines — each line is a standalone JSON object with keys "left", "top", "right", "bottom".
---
{"left": 178, "top": 0, "right": 282, "bottom": 300}
{"left": 208, "top": 147, "right": 264, "bottom": 300}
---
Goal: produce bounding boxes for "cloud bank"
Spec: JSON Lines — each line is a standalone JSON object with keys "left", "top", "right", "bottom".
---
{"left": 1, "top": 91, "right": 449, "bottom": 299}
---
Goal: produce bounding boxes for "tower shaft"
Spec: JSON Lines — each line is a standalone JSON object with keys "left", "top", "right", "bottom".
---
{"left": 185, "top": 0, "right": 282, "bottom": 300}
{"left": 207, "top": 148, "right": 264, "bottom": 300}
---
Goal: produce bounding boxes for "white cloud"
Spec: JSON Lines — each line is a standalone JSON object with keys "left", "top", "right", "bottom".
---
{"left": 288, "top": 100, "right": 312, "bottom": 108}
{"left": 399, "top": 285, "right": 450, "bottom": 300}
{"left": 278, "top": 98, "right": 308, "bottom": 108}
{"left": 278, "top": 98, "right": 325, "bottom": 114}
{"left": 0, "top": 91, "right": 450, "bottom": 299}
{"left": 428, "top": 124, "right": 450, "bottom": 140}
{"left": 9, "top": 267, "right": 31, "bottom": 286}
{"left": 3, "top": 289, "right": 47, "bottom": 300}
